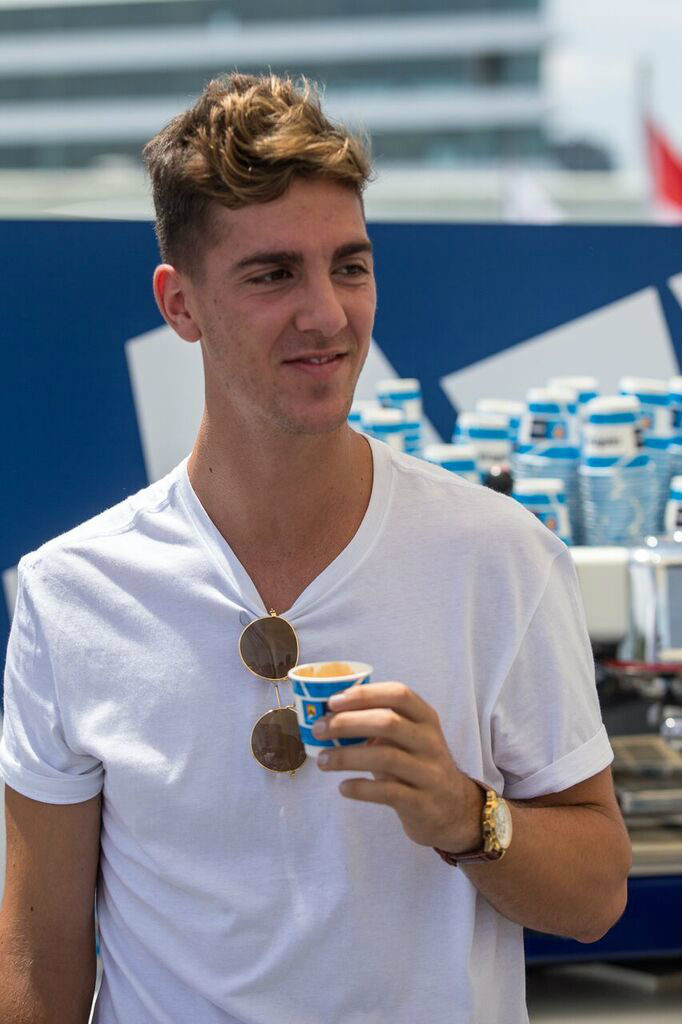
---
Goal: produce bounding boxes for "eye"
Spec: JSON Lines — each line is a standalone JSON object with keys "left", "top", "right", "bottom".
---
{"left": 336, "top": 263, "right": 369, "bottom": 277}
{"left": 249, "top": 268, "right": 292, "bottom": 284}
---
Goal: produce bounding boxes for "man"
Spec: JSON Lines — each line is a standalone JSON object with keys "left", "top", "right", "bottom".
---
{"left": 0, "top": 73, "right": 631, "bottom": 1024}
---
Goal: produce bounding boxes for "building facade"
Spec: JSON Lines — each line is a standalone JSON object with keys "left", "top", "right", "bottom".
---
{"left": 0, "top": 0, "right": 548, "bottom": 169}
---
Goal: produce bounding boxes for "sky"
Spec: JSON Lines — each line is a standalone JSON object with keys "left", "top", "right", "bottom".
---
{"left": 546, "top": 0, "right": 682, "bottom": 172}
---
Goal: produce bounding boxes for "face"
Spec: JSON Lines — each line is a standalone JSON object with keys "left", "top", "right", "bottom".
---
{"left": 158, "top": 177, "right": 376, "bottom": 438}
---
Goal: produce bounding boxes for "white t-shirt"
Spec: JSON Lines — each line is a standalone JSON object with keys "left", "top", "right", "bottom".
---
{"left": 0, "top": 434, "right": 612, "bottom": 1024}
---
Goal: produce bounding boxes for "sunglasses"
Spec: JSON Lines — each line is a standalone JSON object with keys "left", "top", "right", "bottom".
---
{"left": 239, "top": 610, "right": 307, "bottom": 775}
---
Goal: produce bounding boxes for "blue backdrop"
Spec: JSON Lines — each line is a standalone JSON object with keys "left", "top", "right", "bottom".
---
{"left": 2, "top": 220, "right": 681, "bottom": 696}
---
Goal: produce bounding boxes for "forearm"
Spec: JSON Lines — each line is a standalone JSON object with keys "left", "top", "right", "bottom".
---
{"left": 456, "top": 787, "right": 632, "bottom": 942}
{"left": 0, "top": 931, "right": 97, "bottom": 1024}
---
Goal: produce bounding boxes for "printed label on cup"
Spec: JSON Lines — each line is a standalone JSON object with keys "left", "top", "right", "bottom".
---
{"left": 288, "top": 661, "right": 373, "bottom": 759}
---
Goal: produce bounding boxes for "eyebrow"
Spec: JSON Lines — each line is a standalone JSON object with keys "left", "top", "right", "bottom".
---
{"left": 231, "top": 239, "right": 374, "bottom": 275}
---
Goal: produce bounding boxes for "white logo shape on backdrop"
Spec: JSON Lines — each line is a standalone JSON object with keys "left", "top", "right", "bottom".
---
{"left": 668, "top": 272, "right": 682, "bottom": 308}
{"left": 441, "top": 284, "right": 681, "bottom": 413}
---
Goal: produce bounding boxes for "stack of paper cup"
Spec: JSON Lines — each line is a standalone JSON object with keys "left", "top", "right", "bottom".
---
{"left": 515, "top": 387, "right": 582, "bottom": 542}
{"left": 453, "top": 412, "right": 512, "bottom": 482}
{"left": 665, "top": 476, "right": 682, "bottom": 535}
{"left": 348, "top": 399, "right": 381, "bottom": 430}
{"left": 547, "top": 377, "right": 599, "bottom": 416}
{"left": 422, "top": 443, "right": 480, "bottom": 484}
{"left": 670, "top": 376, "right": 682, "bottom": 476}
{"left": 620, "top": 377, "right": 675, "bottom": 532}
{"left": 361, "top": 406, "right": 405, "bottom": 451}
{"left": 475, "top": 399, "right": 525, "bottom": 447}
{"left": 512, "top": 478, "right": 572, "bottom": 545}
{"left": 579, "top": 395, "right": 656, "bottom": 545}
{"left": 376, "top": 378, "right": 423, "bottom": 456}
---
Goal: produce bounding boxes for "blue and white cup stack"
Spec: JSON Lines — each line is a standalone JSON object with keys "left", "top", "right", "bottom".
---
{"left": 360, "top": 406, "right": 406, "bottom": 452}
{"left": 453, "top": 412, "right": 513, "bottom": 482}
{"left": 422, "top": 443, "right": 480, "bottom": 484}
{"left": 348, "top": 399, "right": 381, "bottom": 430}
{"left": 376, "top": 378, "right": 423, "bottom": 457}
{"left": 512, "top": 478, "right": 572, "bottom": 546}
{"left": 665, "top": 476, "right": 682, "bottom": 535}
{"left": 670, "top": 376, "right": 682, "bottom": 476}
{"left": 514, "top": 387, "right": 582, "bottom": 543}
{"left": 620, "top": 377, "right": 676, "bottom": 533}
{"left": 579, "top": 395, "right": 656, "bottom": 545}
{"left": 475, "top": 399, "right": 525, "bottom": 447}
{"left": 547, "top": 376, "right": 599, "bottom": 426}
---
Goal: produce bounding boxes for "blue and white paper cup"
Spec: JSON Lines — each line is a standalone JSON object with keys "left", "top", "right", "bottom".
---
{"left": 579, "top": 395, "right": 655, "bottom": 543}
{"left": 348, "top": 399, "right": 381, "bottom": 429}
{"left": 453, "top": 412, "right": 512, "bottom": 479}
{"left": 620, "top": 377, "right": 676, "bottom": 531}
{"left": 670, "top": 376, "right": 682, "bottom": 475}
{"left": 361, "top": 407, "right": 405, "bottom": 451}
{"left": 289, "top": 661, "right": 373, "bottom": 759}
{"left": 582, "top": 394, "right": 642, "bottom": 460}
{"left": 670, "top": 377, "right": 682, "bottom": 434}
{"left": 620, "top": 377, "right": 674, "bottom": 438}
{"left": 376, "top": 378, "right": 423, "bottom": 456}
{"left": 475, "top": 399, "right": 524, "bottom": 446}
{"left": 547, "top": 376, "right": 599, "bottom": 413}
{"left": 665, "top": 476, "right": 682, "bottom": 535}
{"left": 423, "top": 443, "right": 480, "bottom": 484}
{"left": 518, "top": 386, "right": 580, "bottom": 453}
{"left": 516, "top": 387, "right": 581, "bottom": 540}
{"left": 376, "top": 378, "right": 422, "bottom": 422}
{"left": 512, "top": 477, "right": 572, "bottom": 545}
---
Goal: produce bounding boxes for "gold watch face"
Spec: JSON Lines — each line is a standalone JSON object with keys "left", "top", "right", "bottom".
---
{"left": 492, "top": 800, "right": 513, "bottom": 848}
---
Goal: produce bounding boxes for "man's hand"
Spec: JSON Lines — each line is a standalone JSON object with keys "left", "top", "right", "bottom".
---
{"left": 310, "top": 682, "right": 632, "bottom": 943}
{"left": 311, "top": 682, "right": 484, "bottom": 854}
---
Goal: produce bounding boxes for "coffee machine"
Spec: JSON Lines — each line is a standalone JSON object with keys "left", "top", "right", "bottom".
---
{"left": 571, "top": 536, "right": 682, "bottom": 876}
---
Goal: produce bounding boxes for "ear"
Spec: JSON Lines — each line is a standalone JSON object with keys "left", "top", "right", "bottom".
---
{"left": 153, "top": 264, "right": 202, "bottom": 343}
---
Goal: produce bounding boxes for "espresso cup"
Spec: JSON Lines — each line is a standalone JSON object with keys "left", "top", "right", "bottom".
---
{"left": 288, "top": 661, "right": 373, "bottom": 759}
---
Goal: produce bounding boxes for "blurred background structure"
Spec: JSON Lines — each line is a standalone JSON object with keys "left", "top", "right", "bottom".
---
{"left": 0, "top": 0, "right": 680, "bottom": 221}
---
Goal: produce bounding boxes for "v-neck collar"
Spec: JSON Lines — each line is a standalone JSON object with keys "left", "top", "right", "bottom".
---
{"left": 176, "top": 433, "right": 392, "bottom": 621}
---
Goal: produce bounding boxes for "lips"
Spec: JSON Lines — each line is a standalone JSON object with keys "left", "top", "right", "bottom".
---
{"left": 284, "top": 351, "right": 347, "bottom": 365}
{"left": 283, "top": 352, "right": 348, "bottom": 377}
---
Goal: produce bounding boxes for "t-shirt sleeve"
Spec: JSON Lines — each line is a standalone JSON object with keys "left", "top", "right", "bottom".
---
{"left": 490, "top": 547, "right": 613, "bottom": 800}
{"left": 0, "top": 558, "right": 104, "bottom": 804}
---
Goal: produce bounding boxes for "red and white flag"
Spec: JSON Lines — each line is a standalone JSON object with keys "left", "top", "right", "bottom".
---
{"left": 645, "top": 117, "right": 682, "bottom": 222}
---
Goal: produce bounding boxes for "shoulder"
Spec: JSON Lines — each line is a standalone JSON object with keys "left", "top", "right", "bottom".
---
{"left": 17, "top": 461, "right": 187, "bottom": 597}
{"left": 382, "top": 444, "right": 567, "bottom": 591}
{"left": 388, "top": 446, "right": 563, "bottom": 548}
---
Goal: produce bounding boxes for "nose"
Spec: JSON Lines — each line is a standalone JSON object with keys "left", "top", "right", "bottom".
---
{"left": 293, "top": 273, "right": 348, "bottom": 338}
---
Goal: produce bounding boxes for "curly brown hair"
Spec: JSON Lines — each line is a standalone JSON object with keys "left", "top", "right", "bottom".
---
{"left": 143, "top": 72, "right": 373, "bottom": 276}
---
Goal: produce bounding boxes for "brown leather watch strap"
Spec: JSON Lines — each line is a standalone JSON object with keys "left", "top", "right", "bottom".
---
{"left": 445, "top": 846, "right": 505, "bottom": 865}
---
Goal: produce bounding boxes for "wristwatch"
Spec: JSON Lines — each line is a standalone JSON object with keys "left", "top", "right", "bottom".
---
{"left": 434, "top": 779, "right": 513, "bottom": 866}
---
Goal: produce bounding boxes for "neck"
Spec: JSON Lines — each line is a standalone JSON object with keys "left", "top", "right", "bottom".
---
{"left": 187, "top": 411, "right": 373, "bottom": 560}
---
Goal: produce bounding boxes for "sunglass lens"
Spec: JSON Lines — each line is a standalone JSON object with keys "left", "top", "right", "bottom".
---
{"left": 240, "top": 616, "right": 299, "bottom": 680}
{"left": 252, "top": 707, "right": 306, "bottom": 772}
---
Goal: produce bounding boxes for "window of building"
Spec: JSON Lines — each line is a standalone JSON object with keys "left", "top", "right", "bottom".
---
{"left": 0, "top": 0, "right": 541, "bottom": 35}
{"left": 0, "top": 50, "right": 541, "bottom": 103}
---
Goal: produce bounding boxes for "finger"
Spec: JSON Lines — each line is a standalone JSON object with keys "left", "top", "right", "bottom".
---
{"left": 338, "top": 777, "right": 418, "bottom": 807}
{"left": 327, "top": 682, "right": 437, "bottom": 725}
{"left": 366, "top": 737, "right": 392, "bottom": 781}
{"left": 321, "top": 706, "right": 430, "bottom": 755}
{"left": 318, "top": 743, "right": 432, "bottom": 788}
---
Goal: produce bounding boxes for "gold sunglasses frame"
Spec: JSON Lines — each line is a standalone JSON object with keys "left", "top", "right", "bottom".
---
{"left": 238, "top": 609, "right": 306, "bottom": 776}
